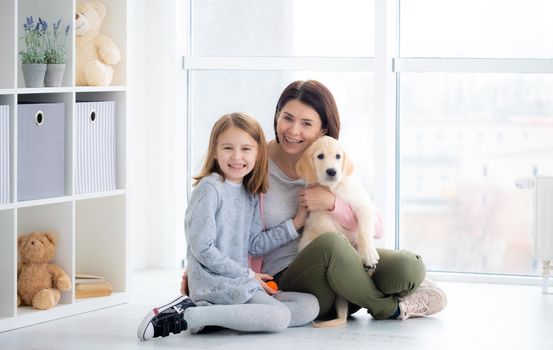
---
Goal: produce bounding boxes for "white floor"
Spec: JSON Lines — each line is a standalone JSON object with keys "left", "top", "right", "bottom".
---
{"left": 1, "top": 268, "right": 552, "bottom": 350}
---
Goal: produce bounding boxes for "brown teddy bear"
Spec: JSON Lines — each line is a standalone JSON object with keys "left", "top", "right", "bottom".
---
{"left": 17, "top": 232, "right": 71, "bottom": 310}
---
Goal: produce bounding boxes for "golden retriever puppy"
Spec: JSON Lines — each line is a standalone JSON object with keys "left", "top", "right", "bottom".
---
{"left": 296, "top": 136, "right": 379, "bottom": 327}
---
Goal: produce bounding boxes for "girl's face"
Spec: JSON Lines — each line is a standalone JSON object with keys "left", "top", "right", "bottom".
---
{"left": 275, "top": 99, "right": 326, "bottom": 157}
{"left": 215, "top": 126, "right": 259, "bottom": 184}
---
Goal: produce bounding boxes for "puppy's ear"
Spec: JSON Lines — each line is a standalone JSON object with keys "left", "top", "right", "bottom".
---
{"left": 296, "top": 150, "right": 317, "bottom": 184}
{"left": 342, "top": 151, "right": 355, "bottom": 177}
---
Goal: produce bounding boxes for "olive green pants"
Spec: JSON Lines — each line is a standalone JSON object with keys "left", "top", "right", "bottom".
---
{"left": 275, "top": 232, "right": 426, "bottom": 320}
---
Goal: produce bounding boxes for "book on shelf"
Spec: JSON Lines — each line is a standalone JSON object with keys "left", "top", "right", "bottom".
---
{"left": 75, "top": 281, "right": 112, "bottom": 298}
{"left": 75, "top": 273, "right": 112, "bottom": 298}
{"left": 75, "top": 273, "right": 106, "bottom": 284}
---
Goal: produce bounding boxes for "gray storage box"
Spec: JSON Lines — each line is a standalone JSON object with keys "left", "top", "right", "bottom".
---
{"left": 18, "top": 102, "right": 65, "bottom": 201}
{"left": 75, "top": 101, "right": 116, "bottom": 194}
{"left": 0, "top": 105, "right": 9, "bottom": 204}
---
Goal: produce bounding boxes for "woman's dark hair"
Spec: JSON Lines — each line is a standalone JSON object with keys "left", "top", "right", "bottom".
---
{"left": 273, "top": 80, "right": 340, "bottom": 141}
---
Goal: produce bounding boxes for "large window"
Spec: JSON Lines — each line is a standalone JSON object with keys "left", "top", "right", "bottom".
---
{"left": 397, "top": 0, "right": 553, "bottom": 276}
{"left": 185, "top": 0, "right": 553, "bottom": 278}
{"left": 399, "top": 74, "right": 553, "bottom": 274}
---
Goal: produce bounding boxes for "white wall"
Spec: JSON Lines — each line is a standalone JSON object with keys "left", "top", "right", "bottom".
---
{"left": 128, "top": 0, "right": 187, "bottom": 270}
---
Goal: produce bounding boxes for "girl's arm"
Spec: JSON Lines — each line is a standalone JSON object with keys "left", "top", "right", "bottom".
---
{"left": 248, "top": 196, "right": 300, "bottom": 256}
{"left": 186, "top": 183, "right": 254, "bottom": 279}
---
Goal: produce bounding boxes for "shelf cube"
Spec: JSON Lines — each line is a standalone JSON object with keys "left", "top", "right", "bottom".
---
{"left": 17, "top": 102, "right": 66, "bottom": 201}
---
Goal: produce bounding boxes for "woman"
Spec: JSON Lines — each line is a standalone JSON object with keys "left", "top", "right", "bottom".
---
{"left": 184, "top": 80, "right": 446, "bottom": 321}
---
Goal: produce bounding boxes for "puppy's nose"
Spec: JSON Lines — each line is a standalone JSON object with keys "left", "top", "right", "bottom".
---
{"left": 326, "top": 168, "right": 337, "bottom": 177}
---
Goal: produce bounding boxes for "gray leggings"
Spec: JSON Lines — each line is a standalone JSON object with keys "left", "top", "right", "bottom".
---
{"left": 183, "top": 291, "right": 319, "bottom": 333}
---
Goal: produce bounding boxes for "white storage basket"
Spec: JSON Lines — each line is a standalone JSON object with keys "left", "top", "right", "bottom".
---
{"left": 18, "top": 103, "right": 66, "bottom": 201}
{"left": 75, "top": 101, "right": 116, "bottom": 194}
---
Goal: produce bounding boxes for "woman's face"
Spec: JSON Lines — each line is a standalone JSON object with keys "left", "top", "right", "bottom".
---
{"left": 275, "top": 99, "right": 326, "bottom": 157}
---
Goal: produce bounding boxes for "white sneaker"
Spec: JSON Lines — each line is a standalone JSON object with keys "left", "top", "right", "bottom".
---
{"left": 397, "top": 279, "right": 447, "bottom": 320}
{"left": 137, "top": 295, "right": 196, "bottom": 340}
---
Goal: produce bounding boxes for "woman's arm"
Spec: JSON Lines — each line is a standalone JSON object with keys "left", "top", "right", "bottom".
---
{"left": 299, "top": 185, "right": 358, "bottom": 231}
{"left": 299, "top": 185, "right": 384, "bottom": 238}
{"left": 330, "top": 196, "right": 359, "bottom": 232}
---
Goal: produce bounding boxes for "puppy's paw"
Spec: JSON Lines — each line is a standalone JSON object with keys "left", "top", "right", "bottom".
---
{"left": 364, "top": 264, "right": 377, "bottom": 276}
{"left": 362, "top": 249, "right": 380, "bottom": 272}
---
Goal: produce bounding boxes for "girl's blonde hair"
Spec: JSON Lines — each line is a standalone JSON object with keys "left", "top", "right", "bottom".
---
{"left": 193, "top": 113, "right": 269, "bottom": 194}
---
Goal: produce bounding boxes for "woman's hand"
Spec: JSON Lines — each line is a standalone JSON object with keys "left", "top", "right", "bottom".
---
{"left": 255, "top": 273, "right": 278, "bottom": 295}
{"left": 299, "top": 185, "right": 336, "bottom": 212}
{"left": 180, "top": 270, "right": 189, "bottom": 295}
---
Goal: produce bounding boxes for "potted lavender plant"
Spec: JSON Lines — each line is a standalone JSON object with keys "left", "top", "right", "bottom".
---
{"left": 19, "top": 16, "right": 47, "bottom": 87}
{"left": 44, "top": 19, "right": 70, "bottom": 87}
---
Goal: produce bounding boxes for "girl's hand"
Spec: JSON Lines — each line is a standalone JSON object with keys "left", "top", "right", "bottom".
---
{"left": 255, "top": 273, "right": 278, "bottom": 295}
{"left": 292, "top": 205, "right": 308, "bottom": 230}
{"left": 299, "top": 185, "right": 336, "bottom": 212}
{"left": 180, "top": 270, "right": 189, "bottom": 295}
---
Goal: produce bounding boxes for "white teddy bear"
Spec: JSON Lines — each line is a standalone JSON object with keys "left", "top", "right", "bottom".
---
{"left": 75, "top": 1, "right": 121, "bottom": 86}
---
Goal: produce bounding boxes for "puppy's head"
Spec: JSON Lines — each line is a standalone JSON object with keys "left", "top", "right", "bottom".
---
{"left": 296, "top": 136, "right": 354, "bottom": 187}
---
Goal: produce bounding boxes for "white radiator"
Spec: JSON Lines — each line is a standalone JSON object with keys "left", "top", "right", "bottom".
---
{"left": 516, "top": 176, "right": 553, "bottom": 293}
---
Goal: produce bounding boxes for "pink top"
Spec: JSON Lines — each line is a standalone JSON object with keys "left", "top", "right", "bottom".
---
{"left": 329, "top": 196, "right": 384, "bottom": 244}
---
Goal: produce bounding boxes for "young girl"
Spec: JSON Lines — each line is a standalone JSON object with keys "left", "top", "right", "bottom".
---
{"left": 137, "top": 113, "right": 319, "bottom": 340}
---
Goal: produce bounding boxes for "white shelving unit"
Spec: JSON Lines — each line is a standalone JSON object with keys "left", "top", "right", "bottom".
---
{"left": 0, "top": 0, "right": 128, "bottom": 332}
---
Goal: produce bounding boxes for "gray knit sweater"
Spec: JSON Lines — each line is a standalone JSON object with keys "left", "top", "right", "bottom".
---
{"left": 185, "top": 173, "right": 298, "bottom": 305}
{"left": 261, "top": 159, "right": 306, "bottom": 276}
